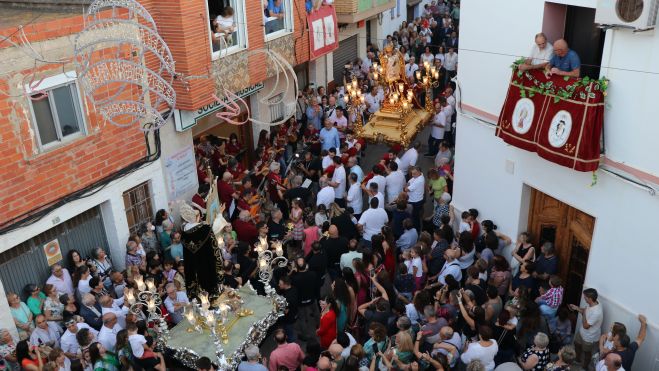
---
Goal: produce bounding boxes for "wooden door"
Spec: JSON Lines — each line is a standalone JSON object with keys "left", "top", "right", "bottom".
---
{"left": 528, "top": 189, "right": 595, "bottom": 306}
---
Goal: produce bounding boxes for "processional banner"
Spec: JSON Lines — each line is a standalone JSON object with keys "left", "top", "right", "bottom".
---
{"left": 496, "top": 68, "right": 606, "bottom": 172}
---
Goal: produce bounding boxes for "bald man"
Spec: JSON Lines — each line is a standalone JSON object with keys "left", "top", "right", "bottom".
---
{"left": 98, "top": 312, "right": 121, "bottom": 352}
{"left": 328, "top": 343, "right": 344, "bottom": 368}
{"left": 546, "top": 39, "right": 580, "bottom": 78}
{"left": 519, "top": 33, "right": 553, "bottom": 72}
{"left": 596, "top": 352, "right": 625, "bottom": 371}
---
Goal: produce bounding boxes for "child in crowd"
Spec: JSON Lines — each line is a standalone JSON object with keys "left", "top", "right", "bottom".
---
{"left": 162, "top": 260, "right": 176, "bottom": 284}
{"left": 169, "top": 232, "right": 184, "bottom": 262}
{"left": 127, "top": 323, "right": 165, "bottom": 370}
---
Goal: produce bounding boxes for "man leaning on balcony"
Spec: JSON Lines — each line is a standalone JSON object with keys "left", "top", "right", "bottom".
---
{"left": 518, "top": 33, "right": 553, "bottom": 72}
{"left": 545, "top": 39, "right": 581, "bottom": 78}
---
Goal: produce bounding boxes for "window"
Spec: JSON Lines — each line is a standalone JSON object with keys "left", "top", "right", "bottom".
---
{"left": 123, "top": 182, "right": 154, "bottom": 234}
{"left": 207, "top": 0, "right": 247, "bottom": 59}
{"left": 264, "top": 0, "right": 294, "bottom": 40}
{"left": 28, "top": 73, "right": 86, "bottom": 150}
{"left": 268, "top": 93, "right": 285, "bottom": 122}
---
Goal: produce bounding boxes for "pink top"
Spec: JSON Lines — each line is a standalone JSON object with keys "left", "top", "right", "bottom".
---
{"left": 268, "top": 342, "right": 305, "bottom": 371}
{"left": 303, "top": 226, "right": 319, "bottom": 256}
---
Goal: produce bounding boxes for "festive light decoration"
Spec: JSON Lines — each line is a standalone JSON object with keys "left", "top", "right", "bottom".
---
{"left": 74, "top": 0, "right": 176, "bottom": 131}
{"left": 212, "top": 49, "right": 298, "bottom": 127}
{"left": 345, "top": 77, "right": 366, "bottom": 135}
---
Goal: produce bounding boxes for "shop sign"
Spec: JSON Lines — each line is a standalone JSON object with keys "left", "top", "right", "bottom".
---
{"left": 174, "top": 83, "right": 263, "bottom": 132}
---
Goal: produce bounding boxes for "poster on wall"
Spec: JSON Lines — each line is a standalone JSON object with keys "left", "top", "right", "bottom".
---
{"left": 308, "top": 5, "right": 339, "bottom": 59}
{"left": 496, "top": 69, "right": 606, "bottom": 172}
{"left": 43, "top": 239, "right": 63, "bottom": 266}
{"left": 165, "top": 146, "right": 198, "bottom": 199}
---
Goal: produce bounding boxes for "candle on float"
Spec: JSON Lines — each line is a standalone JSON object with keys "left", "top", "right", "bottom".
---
{"left": 352, "top": 79, "right": 358, "bottom": 89}
{"left": 423, "top": 77, "right": 428, "bottom": 85}
{"left": 134, "top": 276, "right": 145, "bottom": 292}
{"left": 259, "top": 259, "right": 267, "bottom": 268}
{"left": 125, "top": 290, "right": 135, "bottom": 305}
{"left": 389, "top": 97, "right": 394, "bottom": 105}
{"left": 145, "top": 279, "right": 155, "bottom": 292}
{"left": 407, "top": 90, "right": 413, "bottom": 100}
{"left": 415, "top": 71, "right": 421, "bottom": 81}
{"left": 360, "top": 95, "right": 365, "bottom": 103}
{"left": 343, "top": 95, "right": 349, "bottom": 103}
{"left": 147, "top": 297, "right": 156, "bottom": 312}
{"left": 373, "top": 72, "right": 379, "bottom": 80}
{"left": 398, "top": 83, "right": 404, "bottom": 92}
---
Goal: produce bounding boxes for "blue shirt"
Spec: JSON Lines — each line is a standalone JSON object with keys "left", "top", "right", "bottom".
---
{"left": 549, "top": 49, "right": 580, "bottom": 72}
{"left": 319, "top": 127, "right": 340, "bottom": 151}
{"left": 305, "top": 0, "right": 312, "bottom": 12}
{"left": 306, "top": 106, "right": 323, "bottom": 130}
{"left": 350, "top": 165, "right": 364, "bottom": 184}
{"left": 268, "top": 0, "right": 283, "bottom": 14}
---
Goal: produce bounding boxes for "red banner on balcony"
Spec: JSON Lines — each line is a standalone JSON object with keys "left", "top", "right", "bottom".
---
{"left": 307, "top": 5, "right": 339, "bottom": 59}
{"left": 496, "top": 69, "right": 606, "bottom": 172}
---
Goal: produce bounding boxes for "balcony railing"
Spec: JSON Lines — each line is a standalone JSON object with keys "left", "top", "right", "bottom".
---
{"left": 334, "top": 0, "right": 396, "bottom": 23}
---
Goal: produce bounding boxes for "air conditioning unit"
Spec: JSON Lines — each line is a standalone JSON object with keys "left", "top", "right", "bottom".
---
{"left": 595, "top": 0, "right": 659, "bottom": 29}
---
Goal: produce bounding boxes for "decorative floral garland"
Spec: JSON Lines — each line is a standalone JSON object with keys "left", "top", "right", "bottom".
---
{"left": 510, "top": 58, "right": 609, "bottom": 103}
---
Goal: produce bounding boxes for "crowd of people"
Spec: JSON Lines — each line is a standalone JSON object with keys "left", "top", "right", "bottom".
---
{"left": 0, "top": 2, "right": 648, "bottom": 371}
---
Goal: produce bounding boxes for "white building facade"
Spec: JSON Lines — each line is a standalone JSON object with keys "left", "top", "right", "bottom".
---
{"left": 455, "top": 0, "right": 659, "bottom": 369}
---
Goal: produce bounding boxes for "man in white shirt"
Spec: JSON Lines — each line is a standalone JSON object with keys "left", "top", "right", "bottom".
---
{"left": 444, "top": 47, "right": 458, "bottom": 78}
{"left": 316, "top": 177, "right": 335, "bottom": 209}
{"left": 405, "top": 166, "right": 425, "bottom": 231}
{"left": 571, "top": 288, "right": 604, "bottom": 370}
{"left": 99, "top": 294, "right": 129, "bottom": 329}
{"left": 364, "top": 88, "right": 381, "bottom": 115}
{"left": 329, "top": 157, "right": 347, "bottom": 207}
{"left": 46, "top": 264, "right": 74, "bottom": 296}
{"left": 519, "top": 32, "right": 553, "bottom": 72}
{"left": 366, "top": 183, "right": 385, "bottom": 210}
{"left": 346, "top": 173, "right": 363, "bottom": 217}
{"left": 98, "top": 313, "right": 122, "bottom": 352}
{"left": 164, "top": 283, "right": 190, "bottom": 325}
{"left": 405, "top": 57, "right": 419, "bottom": 80}
{"left": 339, "top": 242, "right": 362, "bottom": 272}
{"left": 60, "top": 319, "right": 98, "bottom": 360}
{"left": 357, "top": 198, "right": 389, "bottom": 247}
{"left": 425, "top": 103, "right": 446, "bottom": 157}
{"left": 322, "top": 148, "right": 336, "bottom": 170}
{"left": 366, "top": 166, "right": 387, "bottom": 197}
{"left": 30, "top": 314, "right": 61, "bottom": 348}
{"left": 384, "top": 162, "right": 406, "bottom": 204}
{"left": 399, "top": 142, "right": 420, "bottom": 176}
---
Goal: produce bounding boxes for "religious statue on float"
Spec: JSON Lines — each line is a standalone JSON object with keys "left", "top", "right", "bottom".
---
{"left": 381, "top": 43, "right": 406, "bottom": 86}
{"left": 179, "top": 202, "right": 225, "bottom": 299}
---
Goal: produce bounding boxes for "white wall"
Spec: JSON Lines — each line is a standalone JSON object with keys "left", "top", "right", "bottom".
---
{"left": 454, "top": 1, "right": 659, "bottom": 369}
{"left": 380, "top": 0, "right": 408, "bottom": 38}
{"left": 459, "top": 0, "right": 659, "bottom": 177}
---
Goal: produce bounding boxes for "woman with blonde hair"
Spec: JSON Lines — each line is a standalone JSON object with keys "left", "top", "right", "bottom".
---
{"left": 8, "top": 293, "right": 33, "bottom": 340}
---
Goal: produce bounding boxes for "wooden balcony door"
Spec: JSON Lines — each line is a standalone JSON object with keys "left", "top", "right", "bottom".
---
{"left": 527, "top": 189, "right": 595, "bottom": 307}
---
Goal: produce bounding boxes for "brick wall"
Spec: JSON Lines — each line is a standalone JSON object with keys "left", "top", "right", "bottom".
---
{"left": 143, "top": 0, "right": 310, "bottom": 111}
{"left": 0, "top": 12, "right": 146, "bottom": 226}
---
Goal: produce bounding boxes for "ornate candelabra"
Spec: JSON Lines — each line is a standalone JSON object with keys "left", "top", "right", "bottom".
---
{"left": 254, "top": 237, "right": 289, "bottom": 296}
{"left": 344, "top": 78, "right": 366, "bottom": 135}
{"left": 415, "top": 60, "right": 441, "bottom": 112}
{"left": 125, "top": 276, "right": 170, "bottom": 350}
